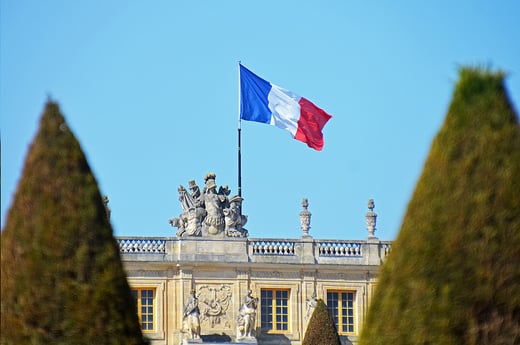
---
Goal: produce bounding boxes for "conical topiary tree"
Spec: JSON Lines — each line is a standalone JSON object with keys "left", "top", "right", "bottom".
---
{"left": 360, "top": 67, "right": 520, "bottom": 345}
{"left": 1, "top": 101, "right": 146, "bottom": 345}
{"left": 303, "top": 299, "right": 341, "bottom": 345}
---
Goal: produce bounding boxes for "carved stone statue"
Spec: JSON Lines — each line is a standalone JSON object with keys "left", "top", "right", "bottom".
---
{"left": 170, "top": 173, "right": 248, "bottom": 238}
{"left": 236, "top": 290, "right": 258, "bottom": 340}
{"left": 183, "top": 208, "right": 207, "bottom": 237}
{"left": 183, "top": 289, "right": 201, "bottom": 340}
{"left": 202, "top": 173, "right": 226, "bottom": 235}
{"left": 305, "top": 292, "right": 317, "bottom": 319}
{"left": 224, "top": 195, "right": 248, "bottom": 237}
{"left": 188, "top": 179, "right": 203, "bottom": 208}
{"left": 170, "top": 185, "right": 207, "bottom": 237}
{"left": 169, "top": 182, "right": 207, "bottom": 237}
{"left": 178, "top": 185, "right": 195, "bottom": 212}
{"left": 103, "top": 195, "right": 111, "bottom": 220}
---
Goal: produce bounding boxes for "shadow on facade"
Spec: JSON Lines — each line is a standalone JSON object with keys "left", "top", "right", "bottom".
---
{"left": 201, "top": 333, "right": 232, "bottom": 342}
{"left": 256, "top": 333, "right": 291, "bottom": 345}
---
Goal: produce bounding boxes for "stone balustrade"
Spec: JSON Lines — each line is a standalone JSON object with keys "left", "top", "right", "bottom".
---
{"left": 117, "top": 236, "right": 392, "bottom": 265}
{"left": 381, "top": 241, "right": 392, "bottom": 258}
{"left": 118, "top": 238, "right": 167, "bottom": 253}
{"left": 317, "top": 240, "right": 364, "bottom": 257}
{"left": 250, "top": 240, "right": 295, "bottom": 256}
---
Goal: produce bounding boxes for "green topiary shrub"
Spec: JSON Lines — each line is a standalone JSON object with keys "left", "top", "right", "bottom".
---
{"left": 1, "top": 101, "right": 146, "bottom": 345}
{"left": 303, "top": 299, "right": 341, "bottom": 345}
{"left": 360, "top": 67, "right": 520, "bottom": 345}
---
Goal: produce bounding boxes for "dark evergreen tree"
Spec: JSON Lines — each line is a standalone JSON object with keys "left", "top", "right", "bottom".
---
{"left": 1, "top": 101, "right": 146, "bottom": 345}
{"left": 303, "top": 299, "right": 341, "bottom": 345}
{"left": 360, "top": 67, "right": 520, "bottom": 345}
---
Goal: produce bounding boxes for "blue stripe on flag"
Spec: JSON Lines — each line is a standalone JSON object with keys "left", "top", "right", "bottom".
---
{"left": 240, "top": 64, "right": 272, "bottom": 124}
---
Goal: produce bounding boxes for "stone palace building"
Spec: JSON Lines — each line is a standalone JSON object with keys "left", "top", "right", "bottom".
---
{"left": 116, "top": 173, "right": 391, "bottom": 345}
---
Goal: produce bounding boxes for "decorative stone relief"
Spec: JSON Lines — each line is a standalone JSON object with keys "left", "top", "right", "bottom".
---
{"left": 180, "top": 269, "right": 193, "bottom": 279}
{"left": 197, "top": 284, "right": 233, "bottom": 328}
{"left": 127, "top": 270, "right": 169, "bottom": 278}
{"left": 236, "top": 270, "right": 250, "bottom": 279}
{"left": 302, "top": 270, "right": 316, "bottom": 280}
{"left": 251, "top": 271, "right": 300, "bottom": 279}
{"left": 169, "top": 173, "right": 248, "bottom": 238}
{"left": 317, "top": 272, "right": 367, "bottom": 281}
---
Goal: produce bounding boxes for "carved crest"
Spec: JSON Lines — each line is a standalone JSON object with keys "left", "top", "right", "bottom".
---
{"left": 197, "top": 284, "right": 233, "bottom": 328}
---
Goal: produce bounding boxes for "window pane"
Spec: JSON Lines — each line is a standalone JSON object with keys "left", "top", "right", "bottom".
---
{"left": 261, "top": 289, "right": 290, "bottom": 333}
{"left": 132, "top": 288, "right": 155, "bottom": 332}
{"left": 261, "top": 290, "right": 272, "bottom": 299}
{"left": 327, "top": 291, "right": 355, "bottom": 335}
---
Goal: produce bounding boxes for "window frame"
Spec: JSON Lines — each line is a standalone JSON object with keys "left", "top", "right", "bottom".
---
{"left": 128, "top": 280, "right": 165, "bottom": 340}
{"left": 132, "top": 287, "right": 156, "bottom": 333}
{"left": 260, "top": 288, "right": 291, "bottom": 333}
{"left": 326, "top": 290, "right": 356, "bottom": 335}
{"left": 317, "top": 282, "right": 366, "bottom": 338}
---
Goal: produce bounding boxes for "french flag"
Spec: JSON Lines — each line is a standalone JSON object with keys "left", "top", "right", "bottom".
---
{"left": 239, "top": 64, "right": 332, "bottom": 151}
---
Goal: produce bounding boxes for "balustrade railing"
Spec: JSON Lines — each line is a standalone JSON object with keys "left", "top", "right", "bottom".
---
{"left": 118, "top": 238, "right": 166, "bottom": 254}
{"left": 380, "top": 241, "right": 392, "bottom": 258}
{"left": 116, "top": 237, "right": 391, "bottom": 262}
{"left": 317, "top": 240, "right": 363, "bottom": 257}
{"left": 250, "top": 240, "right": 295, "bottom": 256}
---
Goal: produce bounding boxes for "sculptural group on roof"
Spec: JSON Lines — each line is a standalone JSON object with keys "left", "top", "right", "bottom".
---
{"left": 170, "top": 172, "right": 248, "bottom": 238}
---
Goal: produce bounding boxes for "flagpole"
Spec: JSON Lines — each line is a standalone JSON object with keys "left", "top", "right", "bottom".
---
{"left": 237, "top": 61, "right": 242, "bottom": 198}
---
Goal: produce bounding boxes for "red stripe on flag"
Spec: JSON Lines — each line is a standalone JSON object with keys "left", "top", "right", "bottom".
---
{"left": 295, "top": 97, "right": 332, "bottom": 151}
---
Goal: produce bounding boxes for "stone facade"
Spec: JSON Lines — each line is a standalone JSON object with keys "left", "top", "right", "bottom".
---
{"left": 118, "top": 200, "right": 391, "bottom": 345}
{"left": 118, "top": 175, "right": 390, "bottom": 344}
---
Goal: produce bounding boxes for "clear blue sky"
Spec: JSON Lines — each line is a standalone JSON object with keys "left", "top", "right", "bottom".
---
{"left": 2, "top": 1, "right": 519, "bottom": 241}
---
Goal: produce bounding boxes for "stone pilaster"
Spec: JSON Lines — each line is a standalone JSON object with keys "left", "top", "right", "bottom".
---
{"left": 179, "top": 267, "right": 194, "bottom": 314}
{"left": 236, "top": 269, "right": 250, "bottom": 308}
{"left": 302, "top": 270, "right": 317, "bottom": 335}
